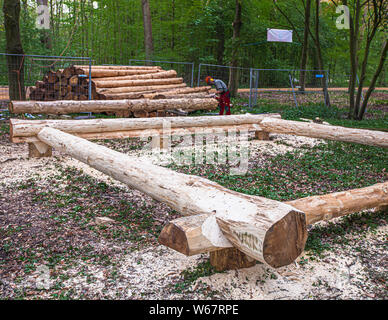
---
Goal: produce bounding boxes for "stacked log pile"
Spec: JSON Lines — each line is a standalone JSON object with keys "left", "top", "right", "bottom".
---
{"left": 29, "top": 65, "right": 211, "bottom": 102}
{"left": 27, "top": 65, "right": 213, "bottom": 117}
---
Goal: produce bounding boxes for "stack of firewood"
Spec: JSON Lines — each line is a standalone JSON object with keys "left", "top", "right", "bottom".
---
{"left": 29, "top": 65, "right": 210, "bottom": 102}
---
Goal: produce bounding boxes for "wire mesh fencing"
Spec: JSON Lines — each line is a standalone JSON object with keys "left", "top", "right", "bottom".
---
{"left": 197, "top": 63, "right": 251, "bottom": 91}
{"left": 249, "top": 69, "right": 330, "bottom": 108}
{"left": 128, "top": 59, "right": 194, "bottom": 87}
{"left": 0, "top": 53, "right": 92, "bottom": 103}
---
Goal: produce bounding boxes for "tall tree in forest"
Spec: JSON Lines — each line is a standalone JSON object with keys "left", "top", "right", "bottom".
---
{"left": 300, "top": 0, "right": 312, "bottom": 92}
{"left": 228, "top": 0, "right": 242, "bottom": 97}
{"left": 141, "top": 0, "right": 154, "bottom": 63}
{"left": 37, "top": 0, "right": 52, "bottom": 50}
{"left": 331, "top": 0, "right": 387, "bottom": 119}
{"left": 310, "top": 0, "right": 330, "bottom": 106}
{"left": 3, "top": 0, "right": 26, "bottom": 100}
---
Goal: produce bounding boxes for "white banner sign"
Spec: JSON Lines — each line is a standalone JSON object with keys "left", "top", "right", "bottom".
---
{"left": 267, "top": 29, "right": 293, "bottom": 43}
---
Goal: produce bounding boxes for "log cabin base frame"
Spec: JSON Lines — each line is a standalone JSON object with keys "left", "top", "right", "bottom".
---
{"left": 8, "top": 115, "right": 388, "bottom": 272}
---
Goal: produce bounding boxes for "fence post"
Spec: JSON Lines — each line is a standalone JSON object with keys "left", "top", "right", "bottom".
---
{"left": 191, "top": 62, "right": 195, "bottom": 87}
{"left": 197, "top": 63, "right": 202, "bottom": 87}
{"left": 289, "top": 73, "right": 298, "bottom": 107}
{"left": 249, "top": 68, "right": 253, "bottom": 108}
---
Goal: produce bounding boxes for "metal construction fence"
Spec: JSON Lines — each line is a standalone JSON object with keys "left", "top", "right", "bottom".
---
{"left": 129, "top": 59, "right": 195, "bottom": 87}
{"left": 2, "top": 53, "right": 384, "bottom": 112}
{"left": 197, "top": 63, "right": 251, "bottom": 89}
{"left": 0, "top": 53, "right": 92, "bottom": 104}
{"left": 249, "top": 69, "right": 330, "bottom": 108}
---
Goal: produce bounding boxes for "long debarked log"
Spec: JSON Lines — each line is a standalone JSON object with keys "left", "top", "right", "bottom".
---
{"left": 94, "top": 77, "right": 184, "bottom": 88}
{"left": 97, "top": 83, "right": 187, "bottom": 94}
{"left": 74, "top": 65, "right": 162, "bottom": 70}
{"left": 104, "top": 86, "right": 211, "bottom": 100}
{"left": 37, "top": 128, "right": 307, "bottom": 268}
{"left": 79, "top": 68, "right": 161, "bottom": 78}
{"left": 260, "top": 118, "right": 388, "bottom": 148}
{"left": 14, "top": 124, "right": 261, "bottom": 143}
{"left": 10, "top": 114, "right": 281, "bottom": 141}
{"left": 159, "top": 182, "right": 388, "bottom": 256}
{"left": 9, "top": 98, "right": 218, "bottom": 115}
{"left": 92, "top": 70, "right": 178, "bottom": 82}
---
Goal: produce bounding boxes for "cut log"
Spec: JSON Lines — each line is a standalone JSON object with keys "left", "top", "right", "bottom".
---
{"left": 74, "top": 65, "right": 162, "bottom": 70}
{"left": 142, "top": 87, "right": 211, "bottom": 99}
{"left": 159, "top": 181, "right": 388, "bottom": 257}
{"left": 260, "top": 118, "right": 388, "bottom": 148}
{"left": 210, "top": 248, "right": 256, "bottom": 271}
{"left": 80, "top": 68, "right": 161, "bottom": 78}
{"left": 28, "top": 142, "right": 52, "bottom": 158}
{"left": 94, "top": 77, "right": 184, "bottom": 89}
{"left": 9, "top": 98, "right": 218, "bottom": 115}
{"left": 37, "top": 127, "right": 307, "bottom": 268}
{"left": 149, "top": 93, "right": 211, "bottom": 100}
{"left": 97, "top": 83, "right": 187, "bottom": 94}
{"left": 10, "top": 114, "right": 281, "bottom": 142}
{"left": 94, "top": 70, "right": 177, "bottom": 82}
{"left": 102, "top": 93, "right": 145, "bottom": 100}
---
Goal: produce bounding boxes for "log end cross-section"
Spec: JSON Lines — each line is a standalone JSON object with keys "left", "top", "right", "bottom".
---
{"left": 216, "top": 206, "right": 307, "bottom": 268}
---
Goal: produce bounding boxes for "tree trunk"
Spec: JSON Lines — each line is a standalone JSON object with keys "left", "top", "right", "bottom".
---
{"left": 313, "top": 0, "right": 330, "bottom": 107}
{"left": 141, "top": 0, "right": 154, "bottom": 63}
{"left": 3, "top": 0, "right": 26, "bottom": 100}
{"left": 228, "top": 0, "right": 242, "bottom": 98}
{"left": 37, "top": 128, "right": 307, "bottom": 268}
{"left": 299, "top": 0, "right": 311, "bottom": 92}
{"left": 357, "top": 40, "right": 388, "bottom": 120}
{"left": 159, "top": 182, "right": 388, "bottom": 257}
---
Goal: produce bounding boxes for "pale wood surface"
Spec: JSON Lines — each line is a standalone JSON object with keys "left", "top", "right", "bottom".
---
{"left": 260, "top": 118, "right": 388, "bottom": 148}
{"left": 37, "top": 128, "right": 307, "bottom": 268}
{"left": 160, "top": 181, "right": 388, "bottom": 257}
{"left": 10, "top": 114, "right": 281, "bottom": 141}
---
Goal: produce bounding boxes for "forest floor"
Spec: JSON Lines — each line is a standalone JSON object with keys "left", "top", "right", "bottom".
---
{"left": 0, "top": 91, "right": 387, "bottom": 300}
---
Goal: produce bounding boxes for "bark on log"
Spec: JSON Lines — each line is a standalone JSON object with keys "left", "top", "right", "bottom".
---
{"left": 10, "top": 114, "right": 281, "bottom": 141}
{"left": 37, "top": 127, "right": 307, "bottom": 268}
{"left": 159, "top": 181, "right": 388, "bottom": 256}
{"left": 260, "top": 118, "right": 388, "bottom": 148}
{"left": 94, "top": 77, "right": 184, "bottom": 88}
{"left": 9, "top": 98, "right": 217, "bottom": 115}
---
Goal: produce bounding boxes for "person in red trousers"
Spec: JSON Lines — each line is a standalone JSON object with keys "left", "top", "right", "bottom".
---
{"left": 205, "top": 76, "right": 231, "bottom": 115}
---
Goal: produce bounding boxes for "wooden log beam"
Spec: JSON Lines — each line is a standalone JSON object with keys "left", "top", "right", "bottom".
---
{"left": 94, "top": 77, "right": 184, "bottom": 89}
{"left": 159, "top": 181, "right": 388, "bottom": 257}
{"left": 93, "top": 70, "right": 177, "bottom": 82}
{"left": 9, "top": 98, "right": 217, "bottom": 115}
{"left": 98, "top": 83, "right": 187, "bottom": 94}
{"left": 260, "top": 118, "right": 388, "bottom": 148}
{"left": 37, "top": 128, "right": 307, "bottom": 268}
{"left": 10, "top": 114, "right": 281, "bottom": 142}
{"left": 80, "top": 68, "right": 161, "bottom": 78}
{"left": 74, "top": 65, "right": 162, "bottom": 71}
{"left": 12, "top": 124, "right": 259, "bottom": 143}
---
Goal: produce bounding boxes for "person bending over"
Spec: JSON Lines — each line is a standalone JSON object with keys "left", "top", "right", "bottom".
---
{"left": 205, "top": 76, "right": 232, "bottom": 115}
